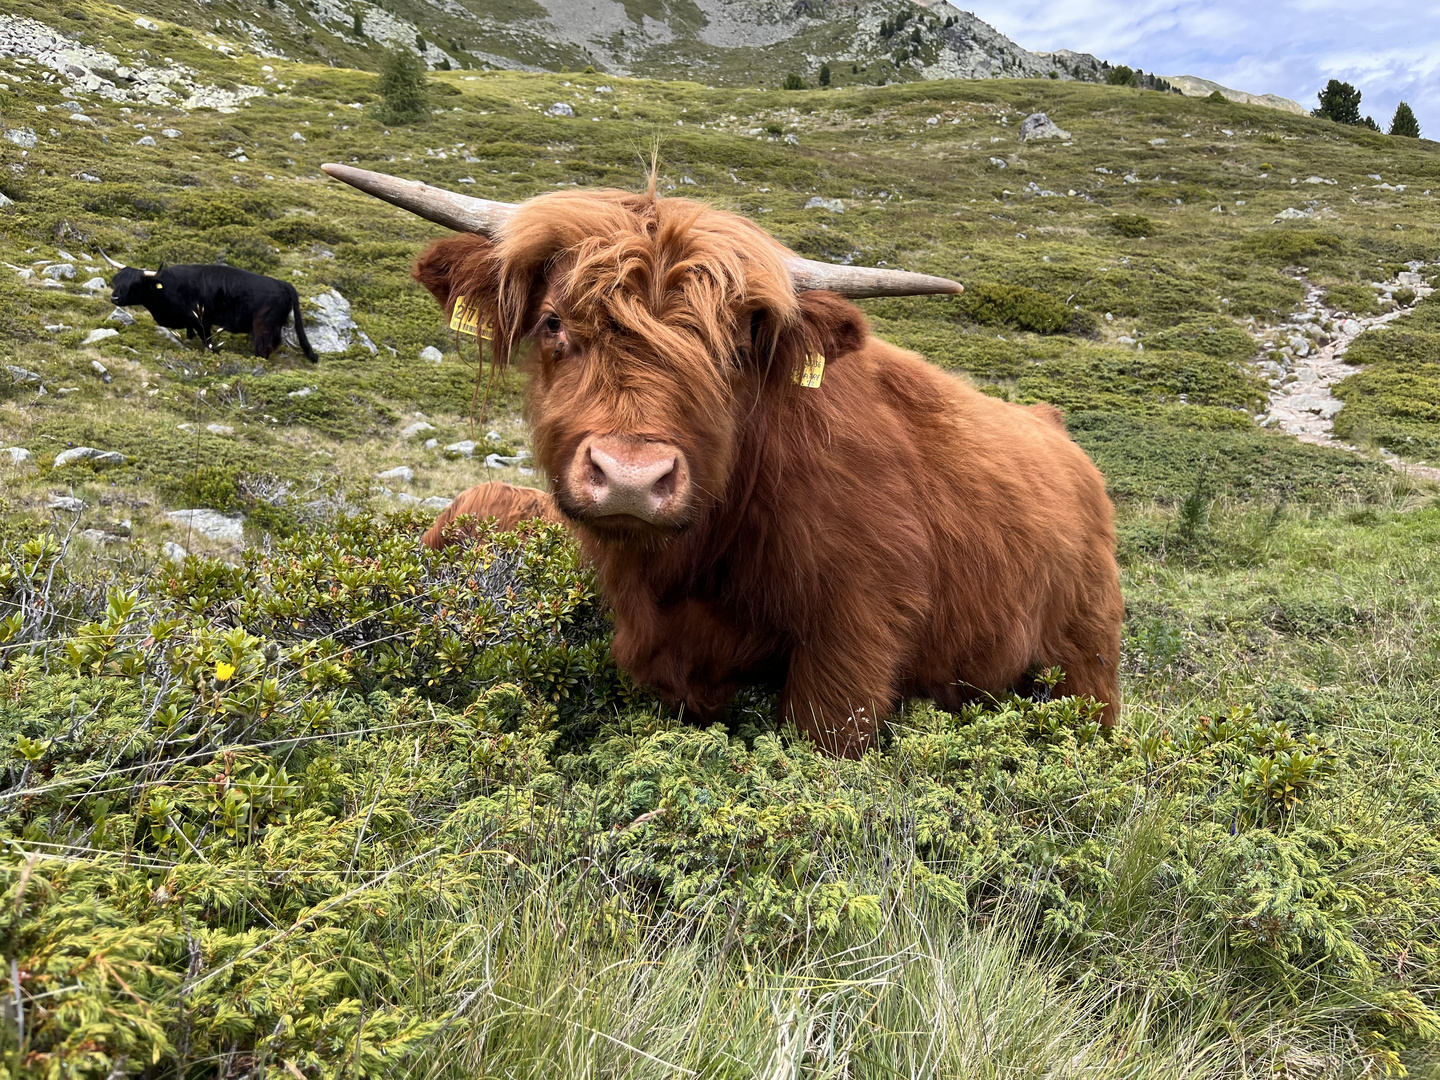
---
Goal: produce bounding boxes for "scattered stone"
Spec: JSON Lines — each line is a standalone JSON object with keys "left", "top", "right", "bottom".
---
{"left": 6, "top": 365, "right": 43, "bottom": 384}
{"left": 43, "top": 263, "right": 75, "bottom": 280}
{"left": 420, "top": 496, "right": 451, "bottom": 512}
{"left": 81, "top": 276, "right": 107, "bottom": 291}
{"left": 47, "top": 495, "right": 86, "bottom": 512}
{"left": 13, "top": 268, "right": 33, "bottom": 281}
{"left": 1274, "top": 208, "right": 1309, "bottom": 220}
{"left": 547, "top": 102, "right": 574, "bottom": 117}
{"left": 2, "top": 447, "right": 33, "bottom": 465}
{"left": 54, "top": 446, "right": 126, "bottom": 467}
{"left": 423, "top": 438, "right": 438, "bottom": 450}
{"left": 445, "top": 440, "right": 478, "bottom": 457}
{"left": 400, "top": 421, "right": 435, "bottom": 439}
{"left": 1303, "top": 176, "right": 1337, "bottom": 185}
{"left": 166, "top": 508, "right": 244, "bottom": 545}
{"left": 82, "top": 327, "right": 118, "bottom": 345}
{"left": 91, "top": 359, "right": 111, "bottom": 383}
{"left": 287, "top": 386, "right": 315, "bottom": 397}
{"left": 76, "top": 173, "right": 101, "bottom": 183}
{"left": 290, "top": 131, "right": 306, "bottom": 142}
{"left": 204, "top": 424, "right": 234, "bottom": 436}
{"left": 107, "top": 307, "right": 135, "bottom": 326}
{"left": 419, "top": 345, "right": 443, "bottom": 363}
{"left": 69, "top": 113, "right": 93, "bottom": 124}
{"left": 1018, "top": 112, "right": 1071, "bottom": 141}
{"left": 136, "top": 135, "right": 155, "bottom": 146}
{"left": 804, "top": 196, "right": 844, "bottom": 213}
{"left": 134, "top": 16, "right": 157, "bottom": 29}
{"left": 156, "top": 327, "right": 182, "bottom": 345}
{"left": 485, "top": 452, "right": 529, "bottom": 468}
{"left": 161, "top": 129, "right": 182, "bottom": 139}
{"left": 5, "top": 127, "right": 37, "bottom": 148}
{"left": 376, "top": 465, "right": 414, "bottom": 484}
{"left": 1148, "top": 138, "right": 1167, "bottom": 145}
{"left": 161, "top": 541, "right": 188, "bottom": 562}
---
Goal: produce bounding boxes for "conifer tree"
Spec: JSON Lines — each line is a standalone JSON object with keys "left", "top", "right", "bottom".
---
{"left": 375, "top": 48, "right": 428, "bottom": 124}
{"left": 1390, "top": 101, "right": 1421, "bottom": 138}
{"left": 818, "top": 63, "right": 831, "bottom": 86}
{"left": 1313, "top": 79, "right": 1363, "bottom": 125}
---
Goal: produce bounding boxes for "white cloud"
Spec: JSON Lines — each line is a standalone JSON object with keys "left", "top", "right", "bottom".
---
{"left": 953, "top": 0, "right": 1436, "bottom": 136}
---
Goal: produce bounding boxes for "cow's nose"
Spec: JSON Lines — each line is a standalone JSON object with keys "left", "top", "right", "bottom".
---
{"left": 575, "top": 437, "right": 688, "bottom": 523}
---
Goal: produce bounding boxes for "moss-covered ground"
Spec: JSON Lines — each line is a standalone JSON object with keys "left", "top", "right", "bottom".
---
{"left": 2, "top": 9, "right": 1440, "bottom": 1076}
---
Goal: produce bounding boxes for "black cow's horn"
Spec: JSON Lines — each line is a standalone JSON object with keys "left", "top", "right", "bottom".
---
{"left": 98, "top": 248, "right": 126, "bottom": 269}
{"left": 320, "top": 163, "right": 963, "bottom": 299}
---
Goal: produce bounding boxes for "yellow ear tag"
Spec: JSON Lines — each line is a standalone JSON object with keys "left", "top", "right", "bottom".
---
{"left": 449, "top": 294, "right": 491, "bottom": 339}
{"left": 794, "top": 351, "right": 825, "bottom": 389}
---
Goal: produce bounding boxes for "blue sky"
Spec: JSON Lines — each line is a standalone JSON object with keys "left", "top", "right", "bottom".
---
{"left": 958, "top": 1, "right": 1438, "bottom": 136}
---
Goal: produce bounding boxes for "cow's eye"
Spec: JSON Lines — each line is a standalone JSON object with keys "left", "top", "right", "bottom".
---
{"left": 544, "top": 313, "right": 562, "bottom": 335}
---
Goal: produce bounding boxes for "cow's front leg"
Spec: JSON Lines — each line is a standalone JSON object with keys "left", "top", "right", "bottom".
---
{"left": 783, "top": 639, "right": 902, "bottom": 759}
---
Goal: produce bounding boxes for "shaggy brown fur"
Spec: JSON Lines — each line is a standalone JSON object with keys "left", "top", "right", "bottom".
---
{"left": 413, "top": 190, "right": 1123, "bottom": 757}
{"left": 421, "top": 482, "right": 562, "bottom": 549}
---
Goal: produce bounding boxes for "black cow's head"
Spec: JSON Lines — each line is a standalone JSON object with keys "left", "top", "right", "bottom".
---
{"left": 110, "top": 266, "right": 163, "bottom": 307}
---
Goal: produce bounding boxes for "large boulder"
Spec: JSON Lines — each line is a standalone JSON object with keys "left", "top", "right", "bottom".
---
{"left": 1019, "top": 113, "right": 1072, "bottom": 141}
{"left": 166, "top": 509, "right": 245, "bottom": 546}
{"left": 286, "top": 289, "right": 376, "bottom": 355}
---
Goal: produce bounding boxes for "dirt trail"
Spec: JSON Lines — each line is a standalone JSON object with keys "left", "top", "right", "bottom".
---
{"left": 1249, "top": 265, "right": 1440, "bottom": 484}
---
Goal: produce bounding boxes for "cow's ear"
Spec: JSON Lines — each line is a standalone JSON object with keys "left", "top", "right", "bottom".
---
{"left": 413, "top": 233, "right": 499, "bottom": 320}
{"left": 765, "top": 290, "right": 867, "bottom": 384}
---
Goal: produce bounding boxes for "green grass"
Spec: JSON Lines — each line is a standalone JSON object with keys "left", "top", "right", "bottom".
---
{"left": 3, "top": 9, "right": 1440, "bottom": 1076}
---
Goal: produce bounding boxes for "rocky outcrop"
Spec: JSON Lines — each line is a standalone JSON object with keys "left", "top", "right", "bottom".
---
{"left": 1164, "top": 75, "right": 1306, "bottom": 115}
{"left": 0, "top": 14, "right": 263, "bottom": 112}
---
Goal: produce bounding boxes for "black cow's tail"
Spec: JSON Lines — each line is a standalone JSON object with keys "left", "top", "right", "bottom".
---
{"left": 289, "top": 285, "right": 318, "bottom": 363}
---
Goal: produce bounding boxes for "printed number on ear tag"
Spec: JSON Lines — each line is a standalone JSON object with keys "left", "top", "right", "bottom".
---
{"left": 794, "top": 351, "right": 825, "bottom": 389}
{"left": 449, "top": 294, "right": 492, "bottom": 340}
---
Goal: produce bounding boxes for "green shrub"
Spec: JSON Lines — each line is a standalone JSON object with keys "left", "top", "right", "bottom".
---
{"left": 1238, "top": 229, "right": 1344, "bottom": 265}
{"left": 959, "top": 282, "right": 1093, "bottom": 336}
{"left": 1109, "top": 214, "right": 1155, "bottom": 238}
{"left": 783, "top": 72, "right": 805, "bottom": 90}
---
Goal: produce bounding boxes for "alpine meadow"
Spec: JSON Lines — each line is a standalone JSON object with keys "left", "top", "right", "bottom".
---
{"left": 1, "top": 0, "right": 1440, "bottom": 1075}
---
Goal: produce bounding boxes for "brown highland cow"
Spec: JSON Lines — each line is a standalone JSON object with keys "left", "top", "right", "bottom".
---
{"left": 324, "top": 164, "right": 1124, "bottom": 758}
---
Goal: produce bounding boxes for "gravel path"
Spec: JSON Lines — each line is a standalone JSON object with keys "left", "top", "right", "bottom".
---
{"left": 1250, "top": 265, "right": 1440, "bottom": 484}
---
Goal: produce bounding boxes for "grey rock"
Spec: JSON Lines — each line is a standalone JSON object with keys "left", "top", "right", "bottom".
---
{"left": 204, "top": 423, "right": 234, "bottom": 435}
{"left": 156, "top": 327, "right": 182, "bottom": 345}
{"left": 485, "top": 452, "right": 530, "bottom": 468}
{"left": 290, "top": 131, "right": 306, "bottom": 142}
{"left": 418, "top": 345, "right": 443, "bottom": 363}
{"left": 1274, "top": 207, "right": 1309, "bottom": 220}
{"left": 445, "top": 440, "right": 478, "bottom": 457}
{"left": 161, "top": 128, "right": 182, "bottom": 138}
{"left": 76, "top": 173, "right": 101, "bottom": 183}
{"left": 376, "top": 465, "right": 415, "bottom": 484}
{"left": 54, "top": 446, "right": 126, "bottom": 466}
{"left": 4, "top": 127, "right": 37, "bottom": 149}
{"left": 988, "top": 157, "right": 1007, "bottom": 168}
{"left": 1019, "top": 113, "right": 1071, "bottom": 141}
{"left": 2, "top": 447, "right": 33, "bottom": 465}
{"left": 82, "top": 327, "right": 118, "bottom": 345}
{"left": 43, "top": 263, "right": 75, "bottom": 280}
{"left": 81, "top": 276, "right": 107, "bottom": 291}
{"left": 804, "top": 196, "right": 844, "bottom": 213}
{"left": 47, "top": 495, "right": 86, "bottom": 512}
{"left": 166, "top": 508, "right": 245, "bottom": 545}
{"left": 423, "top": 438, "right": 438, "bottom": 450}
{"left": 6, "top": 365, "right": 43, "bottom": 384}
{"left": 547, "top": 102, "right": 575, "bottom": 116}
{"left": 420, "top": 496, "right": 452, "bottom": 512}
{"left": 289, "top": 289, "right": 376, "bottom": 354}
{"left": 91, "top": 359, "right": 111, "bottom": 383}
{"left": 105, "top": 307, "right": 134, "bottom": 326}
{"left": 161, "top": 541, "right": 188, "bottom": 562}
{"left": 400, "top": 420, "right": 435, "bottom": 439}
{"left": 287, "top": 386, "right": 315, "bottom": 397}
{"left": 136, "top": 135, "right": 155, "bottom": 146}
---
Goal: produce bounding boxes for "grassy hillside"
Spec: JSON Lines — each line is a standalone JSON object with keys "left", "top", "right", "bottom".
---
{"left": 2, "top": 7, "right": 1440, "bottom": 1077}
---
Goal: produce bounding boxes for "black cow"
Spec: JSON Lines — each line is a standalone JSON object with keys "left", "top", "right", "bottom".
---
{"left": 109, "top": 263, "right": 318, "bottom": 362}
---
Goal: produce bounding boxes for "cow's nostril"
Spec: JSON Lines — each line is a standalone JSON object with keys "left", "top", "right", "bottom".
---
{"left": 651, "top": 468, "right": 676, "bottom": 502}
{"left": 585, "top": 449, "right": 608, "bottom": 488}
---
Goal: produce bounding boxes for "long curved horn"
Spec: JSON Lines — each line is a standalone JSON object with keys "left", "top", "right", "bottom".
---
{"left": 786, "top": 256, "right": 962, "bottom": 297}
{"left": 97, "top": 248, "right": 126, "bottom": 269}
{"left": 321, "top": 164, "right": 963, "bottom": 298}
{"left": 321, "top": 163, "right": 518, "bottom": 236}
